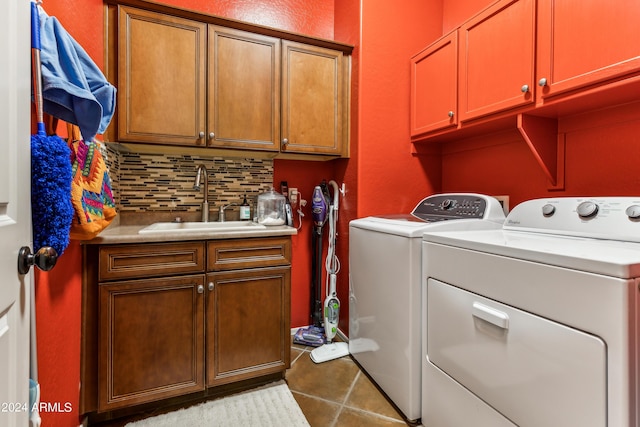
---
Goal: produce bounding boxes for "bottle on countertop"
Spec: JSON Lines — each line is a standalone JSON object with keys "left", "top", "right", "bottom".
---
{"left": 240, "top": 195, "right": 251, "bottom": 221}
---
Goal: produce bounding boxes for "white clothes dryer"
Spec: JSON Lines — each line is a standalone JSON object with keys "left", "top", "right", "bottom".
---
{"left": 422, "top": 197, "right": 640, "bottom": 427}
{"left": 349, "top": 193, "right": 505, "bottom": 422}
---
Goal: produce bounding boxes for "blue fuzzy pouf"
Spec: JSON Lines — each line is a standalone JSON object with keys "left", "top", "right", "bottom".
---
{"left": 31, "top": 134, "right": 73, "bottom": 257}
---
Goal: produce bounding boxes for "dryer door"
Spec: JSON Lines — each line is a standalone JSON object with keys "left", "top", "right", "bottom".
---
{"left": 427, "top": 278, "right": 606, "bottom": 427}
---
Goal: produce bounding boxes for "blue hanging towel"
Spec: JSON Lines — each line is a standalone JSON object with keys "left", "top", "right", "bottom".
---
{"left": 37, "top": 6, "right": 116, "bottom": 142}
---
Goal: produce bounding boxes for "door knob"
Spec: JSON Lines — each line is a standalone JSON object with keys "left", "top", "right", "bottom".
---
{"left": 17, "top": 246, "right": 58, "bottom": 274}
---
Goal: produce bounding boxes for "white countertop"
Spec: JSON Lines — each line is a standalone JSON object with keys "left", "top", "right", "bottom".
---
{"left": 84, "top": 223, "right": 297, "bottom": 245}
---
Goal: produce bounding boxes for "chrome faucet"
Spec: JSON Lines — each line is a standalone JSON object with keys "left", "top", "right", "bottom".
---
{"left": 193, "top": 164, "right": 209, "bottom": 222}
{"left": 218, "top": 203, "right": 237, "bottom": 222}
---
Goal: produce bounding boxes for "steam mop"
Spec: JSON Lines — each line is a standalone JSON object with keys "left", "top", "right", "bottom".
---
{"left": 292, "top": 184, "right": 328, "bottom": 347}
{"left": 310, "top": 184, "right": 328, "bottom": 328}
{"left": 311, "top": 181, "right": 349, "bottom": 363}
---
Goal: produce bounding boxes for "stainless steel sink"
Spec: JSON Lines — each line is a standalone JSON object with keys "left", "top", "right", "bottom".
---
{"left": 138, "top": 221, "right": 267, "bottom": 234}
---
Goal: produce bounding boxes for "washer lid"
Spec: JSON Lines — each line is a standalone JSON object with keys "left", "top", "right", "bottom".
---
{"left": 423, "top": 228, "right": 640, "bottom": 278}
{"left": 349, "top": 193, "right": 506, "bottom": 238}
{"left": 351, "top": 216, "right": 504, "bottom": 238}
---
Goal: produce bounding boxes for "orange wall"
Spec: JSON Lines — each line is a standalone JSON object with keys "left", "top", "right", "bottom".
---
{"left": 356, "top": 1, "right": 443, "bottom": 218}
{"left": 441, "top": 101, "right": 640, "bottom": 207}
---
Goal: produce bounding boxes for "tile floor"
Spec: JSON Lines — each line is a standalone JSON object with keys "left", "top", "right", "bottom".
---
{"left": 91, "top": 337, "right": 414, "bottom": 426}
{"left": 287, "top": 337, "right": 412, "bottom": 427}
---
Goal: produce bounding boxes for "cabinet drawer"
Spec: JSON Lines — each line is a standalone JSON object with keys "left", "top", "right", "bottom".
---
{"left": 99, "top": 242, "right": 205, "bottom": 281}
{"left": 207, "top": 237, "right": 291, "bottom": 271}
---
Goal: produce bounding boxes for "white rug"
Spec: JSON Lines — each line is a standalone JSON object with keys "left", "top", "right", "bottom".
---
{"left": 126, "top": 381, "right": 309, "bottom": 427}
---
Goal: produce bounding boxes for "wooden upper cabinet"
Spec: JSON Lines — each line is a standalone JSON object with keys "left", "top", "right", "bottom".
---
{"left": 459, "top": 0, "right": 536, "bottom": 122}
{"left": 117, "top": 6, "right": 207, "bottom": 145}
{"left": 281, "top": 41, "right": 345, "bottom": 156}
{"left": 107, "top": 2, "right": 351, "bottom": 157}
{"left": 411, "top": 31, "right": 458, "bottom": 136}
{"left": 536, "top": 0, "right": 640, "bottom": 99}
{"left": 208, "top": 26, "right": 280, "bottom": 151}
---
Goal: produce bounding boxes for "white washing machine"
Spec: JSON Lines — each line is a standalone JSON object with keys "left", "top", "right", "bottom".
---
{"left": 348, "top": 193, "right": 505, "bottom": 422}
{"left": 421, "top": 197, "right": 640, "bottom": 427}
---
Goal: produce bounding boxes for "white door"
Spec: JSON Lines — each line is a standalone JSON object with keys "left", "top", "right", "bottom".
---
{"left": 0, "top": 0, "right": 32, "bottom": 426}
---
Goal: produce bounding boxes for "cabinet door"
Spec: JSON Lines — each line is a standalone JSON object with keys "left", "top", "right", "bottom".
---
{"left": 459, "top": 0, "right": 536, "bottom": 122}
{"left": 537, "top": 0, "right": 640, "bottom": 98}
{"left": 117, "top": 6, "right": 206, "bottom": 146}
{"left": 208, "top": 26, "right": 280, "bottom": 151}
{"left": 411, "top": 32, "right": 458, "bottom": 136}
{"left": 281, "top": 41, "right": 345, "bottom": 155}
{"left": 98, "top": 275, "right": 205, "bottom": 411}
{"left": 206, "top": 267, "right": 290, "bottom": 386}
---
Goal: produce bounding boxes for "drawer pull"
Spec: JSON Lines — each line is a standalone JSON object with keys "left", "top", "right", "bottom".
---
{"left": 472, "top": 302, "right": 509, "bottom": 329}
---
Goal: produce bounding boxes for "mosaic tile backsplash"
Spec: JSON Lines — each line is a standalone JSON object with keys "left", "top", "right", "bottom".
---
{"left": 104, "top": 145, "right": 274, "bottom": 215}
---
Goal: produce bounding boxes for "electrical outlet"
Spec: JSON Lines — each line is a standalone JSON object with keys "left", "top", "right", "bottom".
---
{"left": 289, "top": 188, "right": 299, "bottom": 209}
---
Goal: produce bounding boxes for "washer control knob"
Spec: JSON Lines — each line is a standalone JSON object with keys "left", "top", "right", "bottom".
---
{"left": 541, "top": 204, "right": 555, "bottom": 217}
{"left": 577, "top": 201, "right": 599, "bottom": 219}
{"left": 625, "top": 205, "right": 640, "bottom": 219}
{"left": 441, "top": 199, "right": 454, "bottom": 209}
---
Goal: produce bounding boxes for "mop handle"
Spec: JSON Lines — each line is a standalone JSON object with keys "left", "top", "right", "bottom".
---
{"left": 31, "top": 1, "right": 46, "bottom": 136}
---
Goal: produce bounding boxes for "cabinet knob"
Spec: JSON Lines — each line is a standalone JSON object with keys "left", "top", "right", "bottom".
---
{"left": 209, "top": 132, "right": 215, "bottom": 140}
{"left": 538, "top": 78, "right": 547, "bottom": 87}
{"left": 521, "top": 84, "right": 530, "bottom": 93}
{"left": 197, "top": 284, "right": 204, "bottom": 294}
{"left": 199, "top": 131, "right": 205, "bottom": 139}
{"left": 282, "top": 138, "right": 289, "bottom": 145}
{"left": 208, "top": 282, "right": 214, "bottom": 291}
{"left": 448, "top": 111, "right": 454, "bottom": 118}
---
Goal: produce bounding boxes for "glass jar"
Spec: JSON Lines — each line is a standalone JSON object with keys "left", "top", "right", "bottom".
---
{"left": 257, "top": 188, "right": 286, "bottom": 226}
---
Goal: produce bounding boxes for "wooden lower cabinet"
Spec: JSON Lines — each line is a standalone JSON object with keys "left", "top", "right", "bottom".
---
{"left": 207, "top": 267, "right": 291, "bottom": 386}
{"left": 82, "top": 237, "right": 292, "bottom": 418}
{"left": 98, "top": 275, "right": 205, "bottom": 411}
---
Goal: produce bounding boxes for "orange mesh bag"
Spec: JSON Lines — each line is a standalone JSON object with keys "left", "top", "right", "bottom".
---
{"left": 67, "top": 124, "right": 117, "bottom": 240}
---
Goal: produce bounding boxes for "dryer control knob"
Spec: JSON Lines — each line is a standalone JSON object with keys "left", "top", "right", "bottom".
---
{"left": 541, "top": 204, "right": 555, "bottom": 217}
{"left": 625, "top": 205, "right": 640, "bottom": 219}
{"left": 577, "top": 201, "right": 599, "bottom": 219}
